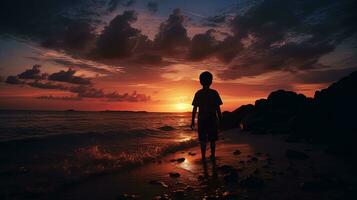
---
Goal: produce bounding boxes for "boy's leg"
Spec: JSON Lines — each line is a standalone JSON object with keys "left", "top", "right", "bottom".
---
{"left": 200, "top": 141, "right": 207, "bottom": 160}
{"left": 210, "top": 141, "right": 216, "bottom": 159}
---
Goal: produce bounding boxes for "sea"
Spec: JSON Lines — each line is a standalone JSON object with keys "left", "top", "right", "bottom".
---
{"left": 0, "top": 110, "right": 197, "bottom": 196}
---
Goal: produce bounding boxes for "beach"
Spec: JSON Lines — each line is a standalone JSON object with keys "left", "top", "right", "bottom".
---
{"left": 0, "top": 111, "right": 356, "bottom": 200}
{"left": 54, "top": 129, "right": 356, "bottom": 200}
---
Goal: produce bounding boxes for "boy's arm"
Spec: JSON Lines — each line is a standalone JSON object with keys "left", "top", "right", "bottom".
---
{"left": 217, "top": 105, "right": 222, "bottom": 129}
{"left": 191, "top": 106, "right": 197, "bottom": 130}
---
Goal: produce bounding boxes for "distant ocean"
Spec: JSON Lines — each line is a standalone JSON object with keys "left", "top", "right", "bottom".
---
{"left": 0, "top": 110, "right": 197, "bottom": 193}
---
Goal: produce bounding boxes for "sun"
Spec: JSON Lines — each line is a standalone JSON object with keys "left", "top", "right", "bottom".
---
{"left": 175, "top": 103, "right": 191, "bottom": 111}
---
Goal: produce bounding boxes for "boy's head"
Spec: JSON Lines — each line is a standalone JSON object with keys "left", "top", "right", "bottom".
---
{"left": 199, "top": 71, "right": 213, "bottom": 87}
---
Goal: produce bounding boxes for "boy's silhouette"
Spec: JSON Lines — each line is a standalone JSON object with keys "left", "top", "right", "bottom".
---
{"left": 191, "top": 71, "right": 222, "bottom": 161}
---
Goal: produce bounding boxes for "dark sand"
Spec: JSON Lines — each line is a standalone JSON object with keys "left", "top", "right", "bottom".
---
{"left": 54, "top": 129, "right": 356, "bottom": 200}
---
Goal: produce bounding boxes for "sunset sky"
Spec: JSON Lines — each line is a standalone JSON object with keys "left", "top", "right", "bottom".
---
{"left": 0, "top": 0, "right": 356, "bottom": 112}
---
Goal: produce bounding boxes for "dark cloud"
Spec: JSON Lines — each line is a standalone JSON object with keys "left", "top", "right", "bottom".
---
{"left": 17, "top": 65, "right": 47, "bottom": 80}
{"left": 37, "top": 95, "right": 82, "bottom": 101}
{"left": 217, "top": 0, "right": 357, "bottom": 80}
{"left": 0, "top": 0, "right": 104, "bottom": 42}
{"left": 48, "top": 68, "right": 92, "bottom": 85}
{"left": 295, "top": 67, "right": 357, "bottom": 84}
{"left": 107, "top": 0, "right": 136, "bottom": 12}
{"left": 188, "top": 29, "right": 218, "bottom": 60}
{"left": 93, "top": 10, "right": 150, "bottom": 58}
{"left": 147, "top": 1, "right": 158, "bottom": 13}
{"left": 132, "top": 53, "right": 163, "bottom": 64}
{"left": 28, "top": 81, "right": 68, "bottom": 90}
{"left": 5, "top": 76, "right": 23, "bottom": 85}
{"left": 154, "top": 9, "right": 190, "bottom": 52}
{"left": 106, "top": 91, "right": 151, "bottom": 102}
{"left": 70, "top": 85, "right": 150, "bottom": 102}
{"left": 41, "top": 21, "right": 96, "bottom": 51}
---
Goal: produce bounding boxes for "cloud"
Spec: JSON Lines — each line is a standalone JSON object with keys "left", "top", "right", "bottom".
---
{"left": 0, "top": 0, "right": 107, "bottom": 42}
{"left": 69, "top": 85, "right": 150, "bottom": 102}
{"left": 28, "top": 81, "right": 68, "bottom": 90}
{"left": 188, "top": 29, "right": 218, "bottom": 60}
{"left": 17, "top": 65, "right": 47, "bottom": 80}
{"left": 294, "top": 67, "right": 357, "bottom": 84}
{"left": 147, "top": 1, "right": 158, "bottom": 13}
{"left": 48, "top": 68, "right": 92, "bottom": 85}
{"left": 37, "top": 95, "right": 82, "bottom": 101}
{"left": 107, "top": 0, "right": 136, "bottom": 12}
{"left": 41, "top": 21, "right": 95, "bottom": 51}
{"left": 154, "top": 9, "right": 190, "bottom": 52}
{"left": 5, "top": 76, "right": 23, "bottom": 85}
{"left": 93, "top": 10, "right": 151, "bottom": 58}
{"left": 106, "top": 91, "right": 151, "bottom": 102}
{"left": 216, "top": 0, "right": 357, "bottom": 79}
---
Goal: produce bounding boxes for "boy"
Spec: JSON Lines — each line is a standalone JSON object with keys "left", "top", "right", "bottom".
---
{"left": 191, "top": 71, "right": 222, "bottom": 161}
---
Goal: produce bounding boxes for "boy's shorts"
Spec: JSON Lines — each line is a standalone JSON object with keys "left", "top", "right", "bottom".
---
{"left": 198, "top": 116, "right": 218, "bottom": 141}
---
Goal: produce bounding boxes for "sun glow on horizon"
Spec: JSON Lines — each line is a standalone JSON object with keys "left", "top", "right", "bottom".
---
{"left": 175, "top": 102, "right": 191, "bottom": 112}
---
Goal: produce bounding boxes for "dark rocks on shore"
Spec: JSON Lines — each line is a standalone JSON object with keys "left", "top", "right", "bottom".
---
{"left": 116, "top": 194, "right": 139, "bottom": 200}
{"left": 172, "top": 190, "right": 185, "bottom": 198}
{"left": 170, "top": 158, "right": 185, "bottom": 163}
{"left": 158, "top": 126, "right": 175, "bottom": 131}
{"left": 149, "top": 180, "right": 168, "bottom": 188}
{"left": 169, "top": 172, "right": 180, "bottom": 178}
{"left": 176, "top": 158, "right": 185, "bottom": 162}
{"left": 240, "top": 175, "right": 264, "bottom": 189}
{"left": 221, "top": 71, "right": 357, "bottom": 157}
{"left": 224, "top": 170, "right": 239, "bottom": 183}
{"left": 286, "top": 149, "right": 309, "bottom": 160}
{"left": 233, "top": 150, "right": 241, "bottom": 155}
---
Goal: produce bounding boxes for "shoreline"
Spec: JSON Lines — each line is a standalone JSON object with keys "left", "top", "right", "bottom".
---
{"left": 53, "top": 129, "right": 356, "bottom": 200}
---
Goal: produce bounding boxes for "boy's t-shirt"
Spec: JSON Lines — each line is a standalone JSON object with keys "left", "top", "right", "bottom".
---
{"left": 192, "top": 88, "right": 223, "bottom": 119}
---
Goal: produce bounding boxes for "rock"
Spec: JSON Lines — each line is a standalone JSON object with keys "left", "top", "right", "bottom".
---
{"left": 223, "top": 170, "right": 239, "bottom": 183}
{"left": 185, "top": 185, "right": 194, "bottom": 191}
{"left": 176, "top": 158, "right": 185, "bottom": 163}
{"left": 240, "top": 175, "right": 264, "bottom": 189}
{"left": 251, "top": 157, "right": 258, "bottom": 162}
{"left": 262, "top": 164, "right": 269, "bottom": 169}
{"left": 300, "top": 180, "right": 326, "bottom": 191}
{"left": 169, "top": 172, "right": 180, "bottom": 178}
{"left": 188, "top": 152, "right": 196, "bottom": 156}
{"left": 173, "top": 190, "right": 185, "bottom": 198}
{"left": 153, "top": 194, "right": 170, "bottom": 200}
{"left": 198, "top": 175, "right": 205, "bottom": 181}
{"left": 170, "top": 158, "right": 185, "bottom": 163}
{"left": 218, "top": 165, "right": 234, "bottom": 173}
{"left": 233, "top": 150, "right": 241, "bottom": 155}
{"left": 149, "top": 180, "right": 168, "bottom": 188}
{"left": 222, "top": 191, "right": 238, "bottom": 199}
{"left": 285, "top": 149, "right": 309, "bottom": 160}
{"left": 255, "top": 152, "right": 263, "bottom": 156}
{"left": 116, "top": 194, "right": 138, "bottom": 200}
{"left": 158, "top": 126, "right": 175, "bottom": 131}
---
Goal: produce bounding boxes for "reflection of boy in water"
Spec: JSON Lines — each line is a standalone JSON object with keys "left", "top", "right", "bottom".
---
{"left": 191, "top": 71, "right": 223, "bottom": 160}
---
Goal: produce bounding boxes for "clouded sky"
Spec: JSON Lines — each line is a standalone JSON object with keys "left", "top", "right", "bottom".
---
{"left": 0, "top": 0, "right": 356, "bottom": 111}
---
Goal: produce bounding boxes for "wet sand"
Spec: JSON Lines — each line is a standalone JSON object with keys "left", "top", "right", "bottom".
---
{"left": 54, "top": 129, "right": 356, "bottom": 200}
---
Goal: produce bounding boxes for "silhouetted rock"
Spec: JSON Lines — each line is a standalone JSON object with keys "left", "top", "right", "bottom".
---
{"left": 224, "top": 71, "right": 357, "bottom": 157}
{"left": 169, "top": 172, "right": 180, "bottom": 178}
{"left": 233, "top": 150, "right": 241, "bottom": 155}
{"left": 223, "top": 170, "right": 239, "bottom": 183}
{"left": 116, "top": 193, "right": 139, "bottom": 200}
{"left": 158, "top": 126, "right": 175, "bottom": 131}
{"left": 240, "top": 175, "right": 264, "bottom": 189}
{"left": 149, "top": 180, "right": 168, "bottom": 188}
{"left": 286, "top": 149, "right": 309, "bottom": 160}
{"left": 176, "top": 158, "right": 185, "bottom": 162}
